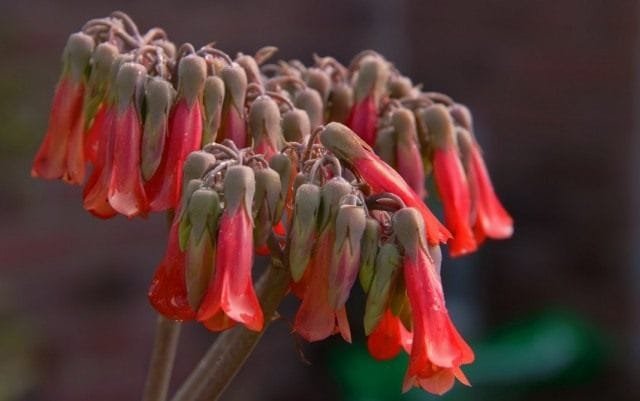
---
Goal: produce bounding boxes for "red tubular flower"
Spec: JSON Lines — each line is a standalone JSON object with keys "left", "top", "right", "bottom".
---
{"left": 108, "top": 63, "right": 149, "bottom": 217}
{"left": 82, "top": 106, "right": 117, "bottom": 218}
{"left": 346, "top": 55, "right": 389, "bottom": 146}
{"left": 394, "top": 208, "right": 474, "bottom": 395}
{"left": 148, "top": 216, "right": 196, "bottom": 321}
{"left": 293, "top": 229, "right": 352, "bottom": 343}
{"left": 367, "top": 309, "right": 412, "bottom": 361}
{"left": 424, "top": 105, "right": 477, "bottom": 256}
{"left": 458, "top": 129, "right": 514, "bottom": 243}
{"left": 319, "top": 122, "right": 450, "bottom": 246}
{"left": 146, "top": 55, "right": 206, "bottom": 211}
{"left": 32, "top": 33, "right": 93, "bottom": 184}
{"left": 197, "top": 166, "right": 263, "bottom": 331}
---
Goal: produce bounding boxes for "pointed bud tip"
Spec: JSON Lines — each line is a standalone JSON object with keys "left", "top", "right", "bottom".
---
{"left": 319, "top": 122, "right": 372, "bottom": 161}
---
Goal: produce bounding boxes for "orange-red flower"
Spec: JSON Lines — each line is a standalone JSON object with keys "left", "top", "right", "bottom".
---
{"left": 32, "top": 33, "right": 93, "bottom": 185}
{"left": 367, "top": 310, "right": 412, "bottom": 361}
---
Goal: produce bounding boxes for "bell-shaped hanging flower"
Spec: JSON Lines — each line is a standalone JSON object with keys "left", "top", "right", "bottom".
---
{"left": 294, "top": 177, "right": 353, "bottom": 343}
{"left": 367, "top": 309, "right": 412, "bottom": 361}
{"left": 288, "top": 183, "right": 321, "bottom": 282}
{"left": 108, "top": 62, "right": 149, "bottom": 217}
{"left": 457, "top": 127, "right": 513, "bottom": 243}
{"left": 197, "top": 166, "right": 264, "bottom": 331}
{"left": 393, "top": 208, "right": 474, "bottom": 395}
{"left": 363, "top": 242, "right": 401, "bottom": 335}
{"left": 146, "top": 54, "right": 206, "bottom": 212}
{"left": 83, "top": 42, "right": 119, "bottom": 133}
{"left": 253, "top": 167, "right": 283, "bottom": 253}
{"left": 422, "top": 104, "right": 477, "bottom": 256}
{"left": 319, "top": 122, "right": 450, "bottom": 245}
{"left": 32, "top": 32, "right": 94, "bottom": 184}
{"left": 346, "top": 55, "right": 389, "bottom": 146}
{"left": 140, "top": 77, "right": 174, "bottom": 181}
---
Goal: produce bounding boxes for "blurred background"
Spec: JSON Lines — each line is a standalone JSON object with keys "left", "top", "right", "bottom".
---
{"left": 1, "top": 0, "right": 638, "bottom": 400}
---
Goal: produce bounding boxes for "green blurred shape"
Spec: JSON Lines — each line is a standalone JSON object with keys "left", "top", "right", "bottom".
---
{"left": 329, "top": 309, "right": 607, "bottom": 401}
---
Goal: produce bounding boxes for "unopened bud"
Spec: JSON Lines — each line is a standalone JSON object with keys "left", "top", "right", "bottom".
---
{"left": 223, "top": 165, "right": 255, "bottom": 215}
{"left": 142, "top": 77, "right": 174, "bottom": 180}
{"left": 64, "top": 32, "right": 94, "bottom": 81}
{"left": 328, "top": 83, "right": 353, "bottom": 123}
{"left": 328, "top": 203, "right": 366, "bottom": 308}
{"left": 249, "top": 95, "right": 283, "bottom": 155}
{"left": 305, "top": 68, "right": 331, "bottom": 103}
{"left": 353, "top": 55, "right": 389, "bottom": 105}
{"left": 363, "top": 242, "right": 401, "bottom": 335}
{"left": 282, "top": 108, "right": 311, "bottom": 143}
{"left": 289, "top": 183, "right": 321, "bottom": 281}
{"left": 319, "top": 122, "right": 371, "bottom": 162}
{"left": 187, "top": 187, "right": 221, "bottom": 244}
{"left": 392, "top": 207, "right": 428, "bottom": 258}
{"left": 115, "top": 62, "right": 146, "bottom": 111}
{"left": 178, "top": 179, "right": 204, "bottom": 250}
{"left": 203, "top": 76, "right": 225, "bottom": 144}
{"left": 420, "top": 104, "right": 457, "bottom": 149}
{"left": 388, "top": 76, "right": 414, "bottom": 99}
{"left": 358, "top": 218, "right": 381, "bottom": 292}
{"left": 269, "top": 153, "right": 292, "bottom": 220}
{"left": 449, "top": 103, "right": 473, "bottom": 131}
{"left": 178, "top": 55, "right": 207, "bottom": 105}
{"left": 84, "top": 42, "right": 119, "bottom": 124}
{"left": 235, "top": 53, "right": 261, "bottom": 84}
{"left": 294, "top": 88, "right": 324, "bottom": 130}
{"left": 318, "top": 177, "right": 352, "bottom": 231}
{"left": 254, "top": 167, "right": 283, "bottom": 223}
{"left": 374, "top": 126, "right": 397, "bottom": 167}
{"left": 221, "top": 63, "right": 248, "bottom": 115}
{"left": 182, "top": 151, "right": 217, "bottom": 185}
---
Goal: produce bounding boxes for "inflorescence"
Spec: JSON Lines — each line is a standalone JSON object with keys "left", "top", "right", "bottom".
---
{"left": 31, "top": 11, "right": 513, "bottom": 395}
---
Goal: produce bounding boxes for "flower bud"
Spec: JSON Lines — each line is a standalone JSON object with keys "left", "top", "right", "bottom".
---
{"left": 305, "top": 67, "right": 331, "bottom": 103}
{"left": 392, "top": 207, "right": 428, "bottom": 259}
{"left": 363, "top": 242, "right": 401, "bottom": 335}
{"left": 84, "top": 42, "right": 118, "bottom": 125}
{"left": 64, "top": 32, "right": 94, "bottom": 81}
{"left": 374, "top": 126, "right": 396, "bottom": 168}
{"left": 294, "top": 88, "right": 324, "bottom": 130}
{"left": 282, "top": 108, "right": 311, "bottom": 143}
{"left": 318, "top": 177, "right": 353, "bottom": 231}
{"left": 223, "top": 165, "right": 255, "bottom": 216}
{"left": 420, "top": 104, "right": 457, "bottom": 149}
{"left": 221, "top": 63, "right": 247, "bottom": 116}
{"left": 187, "top": 187, "right": 221, "bottom": 244}
{"left": 269, "top": 153, "right": 293, "bottom": 220}
{"left": 182, "top": 150, "right": 217, "bottom": 184}
{"left": 236, "top": 53, "right": 262, "bottom": 84}
{"left": 392, "top": 108, "right": 425, "bottom": 198}
{"left": 253, "top": 168, "right": 283, "bottom": 247}
{"left": 178, "top": 178, "right": 205, "bottom": 250}
{"left": 115, "top": 62, "right": 146, "bottom": 111}
{"left": 203, "top": 76, "right": 225, "bottom": 144}
{"left": 358, "top": 218, "right": 381, "bottom": 292}
{"left": 352, "top": 55, "right": 389, "bottom": 105}
{"left": 249, "top": 95, "right": 283, "bottom": 159}
{"left": 178, "top": 54, "right": 207, "bottom": 106}
{"left": 219, "top": 63, "right": 248, "bottom": 147}
{"left": 141, "top": 77, "right": 174, "bottom": 180}
{"left": 289, "top": 183, "right": 321, "bottom": 282}
{"left": 388, "top": 76, "right": 414, "bottom": 99}
{"left": 328, "top": 202, "right": 366, "bottom": 309}
{"left": 328, "top": 83, "right": 353, "bottom": 124}
{"left": 449, "top": 103, "right": 473, "bottom": 131}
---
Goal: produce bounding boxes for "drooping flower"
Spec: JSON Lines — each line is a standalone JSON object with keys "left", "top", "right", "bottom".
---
{"left": 392, "top": 108, "right": 426, "bottom": 199}
{"left": 457, "top": 127, "right": 513, "bottom": 243}
{"left": 197, "top": 166, "right": 264, "bottom": 331}
{"left": 32, "top": 32, "right": 94, "bottom": 184}
{"left": 249, "top": 95, "right": 284, "bottom": 160}
{"left": 319, "top": 122, "right": 451, "bottom": 245}
{"left": 146, "top": 54, "right": 206, "bottom": 212}
{"left": 423, "top": 104, "right": 477, "bottom": 256}
{"left": 346, "top": 55, "right": 389, "bottom": 146}
{"left": 393, "top": 208, "right": 474, "bottom": 395}
{"left": 367, "top": 309, "right": 412, "bottom": 361}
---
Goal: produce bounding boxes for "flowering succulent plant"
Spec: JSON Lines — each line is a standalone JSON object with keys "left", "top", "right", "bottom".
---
{"left": 31, "top": 11, "right": 513, "bottom": 400}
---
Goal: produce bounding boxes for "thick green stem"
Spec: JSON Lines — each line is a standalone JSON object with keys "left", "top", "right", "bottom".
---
{"left": 170, "top": 263, "right": 290, "bottom": 401}
{"left": 142, "top": 315, "right": 182, "bottom": 401}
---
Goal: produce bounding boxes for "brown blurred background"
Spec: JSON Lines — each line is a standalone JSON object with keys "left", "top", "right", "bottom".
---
{"left": 1, "top": 1, "right": 638, "bottom": 400}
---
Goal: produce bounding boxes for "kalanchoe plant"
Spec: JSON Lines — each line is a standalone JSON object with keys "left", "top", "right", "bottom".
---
{"left": 31, "top": 11, "right": 514, "bottom": 401}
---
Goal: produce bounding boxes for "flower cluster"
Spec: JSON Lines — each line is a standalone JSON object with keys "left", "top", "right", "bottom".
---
{"left": 31, "top": 12, "right": 513, "bottom": 396}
